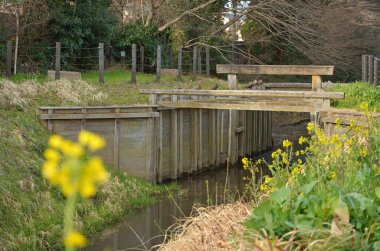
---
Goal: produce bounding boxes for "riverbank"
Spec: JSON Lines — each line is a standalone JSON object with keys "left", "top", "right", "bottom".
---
{"left": 1, "top": 74, "right": 222, "bottom": 250}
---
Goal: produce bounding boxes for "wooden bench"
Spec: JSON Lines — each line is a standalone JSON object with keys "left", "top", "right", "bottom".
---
{"left": 216, "top": 64, "right": 334, "bottom": 91}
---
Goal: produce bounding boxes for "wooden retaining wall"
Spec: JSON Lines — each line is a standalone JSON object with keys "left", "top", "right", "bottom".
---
{"left": 319, "top": 108, "right": 380, "bottom": 136}
{"left": 39, "top": 105, "right": 273, "bottom": 183}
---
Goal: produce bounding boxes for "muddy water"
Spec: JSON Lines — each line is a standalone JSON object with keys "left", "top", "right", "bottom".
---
{"left": 85, "top": 121, "right": 308, "bottom": 251}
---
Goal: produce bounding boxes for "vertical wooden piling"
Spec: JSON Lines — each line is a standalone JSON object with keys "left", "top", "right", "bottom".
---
{"left": 156, "top": 45, "right": 161, "bottom": 82}
{"left": 148, "top": 94, "right": 158, "bottom": 182}
{"left": 6, "top": 40, "right": 12, "bottom": 79}
{"left": 192, "top": 46, "right": 197, "bottom": 80}
{"left": 170, "top": 95, "right": 178, "bottom": 179}
{"left": 205, "top": 46, "right": 210, "bottom": 77}
{"left": 131, "top": 44, "right": 137, "bottom": 83}
{"left": 55, "top": 42, "right": 61, "bottom": 80}
{"left": 99, "top": 43, "right": 105, "bottom": 84}
{"left": 178, "top": 47, "right": 182, "bottom": 81}
{"left": 197, "top": 47, "right": 202, "bottom": 75}
{"left": 362, "top": 55, "right": 368, "bottom": 82}
{"left": 369, "top": 55, "right": 374, "bottom": 85}
{"left": 113, "top": 108, "right": 120, "bottom": 168}
{"left": 140, "top": 46, "right": 144, "bottom": 73}
{"left": 374, "top": 59, "right": 379, "bottom": 86}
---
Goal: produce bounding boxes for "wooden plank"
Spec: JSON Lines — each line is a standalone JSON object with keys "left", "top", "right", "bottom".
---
{"left": 170, "top": 96, "right": 178, "bottom": 179}
{"left": 178, "top": 98, "right": 184, "bottom": 175}
{"left": 48, "top": 109, "right": 53, "bottom": 131}
{"left": 228, "top": 74, "right": 238, "bottom": 90}
{"left": 374, "top": 59, "right": 379, "bottom": 86}
{"left": 190, "top": 104, "right": 198, "bottom": 173}
{"left": 55, "top": 42, "right": 61, "bottom": 80}
{"left": 178, "top": 47, "right": 182, "bottom": 81}
{"left": 235, "top": 126, "right": 246, "bottom": 134}
{"left": 114, "top": 108, "right": 120, "bottom": 168}
{"left": 197, "top": 47, "right": 202, "bottom": 74}
{"left": 369, "top": 55, "right": 374, "bottom": 85}
{"left": 81, "top": 108, "right": 86, "bottom": 130}
{"left": 198, "top": 109, "right": 202, "bottom": 170}
{"left": 216, "top": 64, "right": 334, "bottom": 75}
{"left": 158, "top": 100, "right": 326, "bottom": 112}
{"left": 312, "top": 75, "right": 322, "bottom": 91}
{"left": 264, "top": 83, "right": 311, "bottom": 89}
{"left": 156, "top": 45, "right": 161, "bottom": 82}
{"left": 131, "top": 44, "right": 137, "bottom": 83}
{"left": 40, "top": 112, "right": 159, "bottom": 120}
{"left": 139, "top": 89, "right": 345, "bottom": 99}
{"left": 99, "top": 43, "right": 105, "bottom": 84}
{"left": 362, "top": 55, "right": 368, "bottom": 82}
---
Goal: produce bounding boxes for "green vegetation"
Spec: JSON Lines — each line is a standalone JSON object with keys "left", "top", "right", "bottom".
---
{"left": 243, "top": 111, "right": 380, "bottom": 249}
{"left": 330, "top": 82, "right": 380, "bottom": 111}
{"left": 0, "top": 77, "right": 183, "bottom": 250}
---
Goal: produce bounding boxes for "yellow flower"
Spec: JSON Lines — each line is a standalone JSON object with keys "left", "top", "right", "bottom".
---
{"left": 64, "top": 231, "right": 87, "bottom": 248}
{"left": 292, "top": 167, "right": 300, "bottom": 176}
{"left": 48, "top": 135, "right": 64, "bottom": 149}
{"left": 297, "top": 159, "right": 302, "bottom": 164}
{"left": 260, "top": 184, "right": 268, "bottom": 191}
{"left": 264, "top": 176, "right": 272, "bottom": 184}
{"left": 79, "top": 131, "right": 105, "bottom": 151}
{"left": 42, "top": 161, "right": 58, "bottom": 180}
{"left": 282, "top": 139, "right": 292, "bottom": 148}
{"left": 61, "top": 141, "right": 84, "bottom": 158}
{"left": 360, "top": 102, "right": 369, "bottom": 111}
{"left": 298, "top": 136, "right": 307, "bottom": 145}
{"left": 78, "top": 181, "right": 96, "bottom": 198}
{"left": 329, "top": 171, "right": 337, "bottom": 180}
{"left": 307, "top": 123, "right": 315, "bottom": 133}
{"left": 335, "top": 118, "right": 340, "bottom": 125}
{"left": 44, "top": 149, "right": 60, "bottom": 163}
{"left": 360, "top": 149, "right": 367, "bottom": 157}
{"left": 271, "top": 151, "right": 277, "bottom": 159}
{"left": 296, "top": 151, "right": 300, "bottom": 156}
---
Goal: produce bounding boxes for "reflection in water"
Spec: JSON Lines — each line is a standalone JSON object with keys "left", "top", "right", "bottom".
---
{"left": 85, "top": 121, "right": 308, "bottom": 251}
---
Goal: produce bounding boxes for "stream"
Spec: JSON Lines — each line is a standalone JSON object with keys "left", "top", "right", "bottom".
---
{"left": 85, "top": 119, "right": 308, "bottom": 251}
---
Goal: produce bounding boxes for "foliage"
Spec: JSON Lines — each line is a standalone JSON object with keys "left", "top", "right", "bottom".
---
{"left": 330, "top": 82, "right": 380, "bottom": 111}
{"left": 42, "top": 131, "right": 108, "bottom": 250}
{"left": 243, "top": 106, "right": 380, "bottom": 249}
{"left": 48, "top": 0, "right": 117, "bottom": 70}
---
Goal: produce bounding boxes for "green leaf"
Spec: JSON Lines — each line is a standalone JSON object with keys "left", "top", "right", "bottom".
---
{"left": 269, "top": 187, "right": 291, "bottom": 204}
{"left": 301, "top": 181, "right": 318, "bottom": 195}
{"left": 375, "top": 187, "right": 380, "bottom": 199}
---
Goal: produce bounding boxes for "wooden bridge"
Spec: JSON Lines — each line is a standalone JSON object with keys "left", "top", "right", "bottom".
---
{"left": 39, "top": 64, "right": 345, "bottom": 183}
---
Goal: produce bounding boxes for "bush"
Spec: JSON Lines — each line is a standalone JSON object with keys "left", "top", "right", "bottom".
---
{"left": 243, "top": 107, "right": 380, "bottom": 250}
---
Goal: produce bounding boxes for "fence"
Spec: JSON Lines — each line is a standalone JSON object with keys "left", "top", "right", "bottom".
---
{"left": 362, "top": 55, "right": 380, "bottom": 85}
{"left": 3, "top": 40, "right": 243, "bottom": 83}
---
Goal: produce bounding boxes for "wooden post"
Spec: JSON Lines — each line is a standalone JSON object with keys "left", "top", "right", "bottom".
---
{"left": 192, "top": 46, "right": 197, "bottom": 80}
{"left": 131, "top": 44, "right": 137, "bottom": 83}
{"left": 205, "top": 46, "right": 210, "bottom": 77}
{"left": 362, "top": 55, "right": 368, "bottom": 82}
{"left": 374, "top": 59, "right": 379, "bottom": 86}
{"left": 55, "top": 42, "right": 61, "bottom": 80}
{"left": 170, "top": 95, "right": 178, "bottom": 179}
{"left": 140, "top": 46, "right": 144, "bottom": 73}
{"left": 311, "top": 75, "right": 322, "bottom": 123}
{"left": 156, "top": 45, "right": 161, "bottom": 82}
{"left": 228, "top": 74, "right": 238, "bottom": 90}
{"left": 6, "top": 40, "right": 12, "bottom": 79}
{"left": 197, "top": 47, "right": 202, "bottom": 75}
{"left": 99, "top": 43, "right": 105, "bottom": 84}
{"left": 369, "top": 55, "right": 374, "bottom": 85}
{"left": 178, "top": 47, "right": 182, "bottom": 81}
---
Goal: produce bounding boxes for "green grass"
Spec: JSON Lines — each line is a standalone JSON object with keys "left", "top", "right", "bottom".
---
{"left": 0, "top": 77, "right": 182, "bottom": 250}
{"left": 330, "top": 81, "right": 380, "bottom": 111}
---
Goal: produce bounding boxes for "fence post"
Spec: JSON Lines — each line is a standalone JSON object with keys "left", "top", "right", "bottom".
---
{"left": 55, "top": 42, "right": 61, "bottom": 80}
{"left": 206, "top": 46, "right": 210, "bottom": 77}
{"left": 132, "top": 43, "right": 137, "bottom": 83}
{"left": 140, "top": 45, "right": 144, "bottom": 73}
{"left": 362, "top": 55, "right": 368, "bottom": 82}
{"left": 178, "top": 47, "right": 182, "bottom": 81}
{"left": 375, "top": 58, "right": 379, "bottom": 86}
{"left": 99, "top": 43, "right": 105, "bottom": 84}
{"left": 192, "top": 46, "right": 197, "bottom": 80}
{"left": 197, "top": 47, "right": 202, "bottom": 75}
{"left": 6, "top": 40, "right": 12, "bottom": 79}
{"left": 156, "top": 45, "right": 161, "bottom": 82}
{"left": 369, "top": 55, "right": 374, "bottom": 85}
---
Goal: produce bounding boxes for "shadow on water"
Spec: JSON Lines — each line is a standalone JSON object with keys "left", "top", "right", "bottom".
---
{"left": 85, "top": 121, "right": 308, "bottom": 251}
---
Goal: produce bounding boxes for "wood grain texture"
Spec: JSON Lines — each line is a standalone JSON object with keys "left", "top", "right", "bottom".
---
{"left": 216, "top": 64, "right": 334, "bottom": 75}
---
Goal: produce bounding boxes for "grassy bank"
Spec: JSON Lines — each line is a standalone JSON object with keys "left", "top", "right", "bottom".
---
{"left": 0, "top": 76, "right": 196, "bottom": 250}
{"left": 330, "top": 81, "right": 380, "bottom": 111}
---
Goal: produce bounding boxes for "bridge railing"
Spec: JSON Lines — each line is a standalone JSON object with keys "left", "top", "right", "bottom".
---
{"left": 216, "top": 64, "right": 335, "bottom": 91}
{"left": 362, "top": 55, "right": 380, "bottom": 86}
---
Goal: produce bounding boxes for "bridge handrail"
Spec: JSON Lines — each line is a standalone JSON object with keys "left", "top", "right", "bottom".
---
{"left": 216, "top": 65, "right": 334, "bottom": 76}
{"left": 139, "top": 89, "right": 344, "bottom": 99}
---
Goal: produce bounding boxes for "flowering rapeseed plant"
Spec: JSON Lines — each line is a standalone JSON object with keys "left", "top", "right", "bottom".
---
{"left": 42, "top": 131, "right": 108, "bottom": 251}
